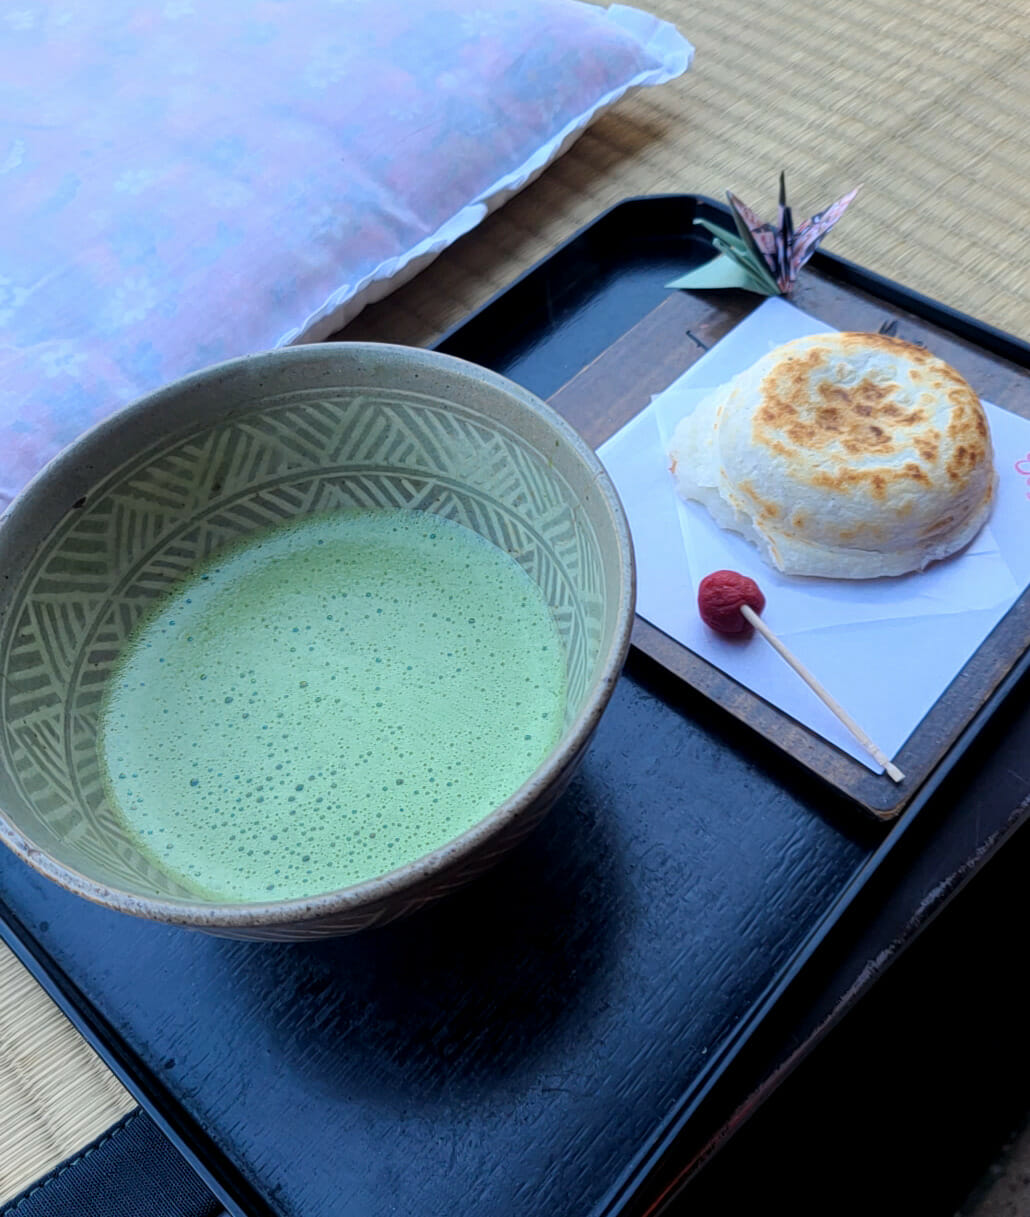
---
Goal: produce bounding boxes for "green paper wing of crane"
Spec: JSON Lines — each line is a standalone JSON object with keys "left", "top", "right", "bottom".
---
{"left": 666, "top": 219, "right": 780, "bottom": 295}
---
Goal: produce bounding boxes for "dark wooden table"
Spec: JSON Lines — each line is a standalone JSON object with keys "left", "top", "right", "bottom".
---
{"left": 2, "top": 196, "right": 1028, "bottom": 1217}
{"left": 440, "top": 193, "right": 1030, "bottom": 1211}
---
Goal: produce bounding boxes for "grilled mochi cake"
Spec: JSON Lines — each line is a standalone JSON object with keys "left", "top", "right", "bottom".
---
{"left": 668, "top": 332, "right": 997, "bottom": 578}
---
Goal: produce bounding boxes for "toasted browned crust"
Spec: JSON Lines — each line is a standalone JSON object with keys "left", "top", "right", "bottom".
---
{"left": 666, "top": 330, "right": 997, "bottom": 578}
{"left": 750, "top": 333, "right": 989, "bottom": 503}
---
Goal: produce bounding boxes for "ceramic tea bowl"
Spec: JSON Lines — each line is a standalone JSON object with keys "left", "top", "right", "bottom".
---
{"left": 0, "top": 344, "right": 634, "bottom": 938}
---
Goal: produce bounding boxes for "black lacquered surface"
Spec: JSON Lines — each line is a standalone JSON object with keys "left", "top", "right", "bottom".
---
{"left": 1, "top": 661, "right": 876, "bottom": 1217}
{"left": 3, "top": 195, "right": 1028, "bottom": 1217}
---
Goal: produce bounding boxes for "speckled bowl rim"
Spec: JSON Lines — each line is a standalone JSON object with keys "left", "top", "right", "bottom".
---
{"left": 0, "top": 343, "right": 636, "bottom": 929}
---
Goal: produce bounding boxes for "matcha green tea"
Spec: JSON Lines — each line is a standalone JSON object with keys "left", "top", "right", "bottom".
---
{"left": 99, "top": 509, "right": 567, "bottom": 901}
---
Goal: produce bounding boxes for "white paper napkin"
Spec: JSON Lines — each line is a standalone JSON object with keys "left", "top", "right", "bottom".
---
{"left": 598, "top": 298, "right": 1030, "bottom": 771}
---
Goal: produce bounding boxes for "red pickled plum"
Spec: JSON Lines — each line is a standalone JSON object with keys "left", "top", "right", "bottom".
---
{"left": 698, "top": 570, "right": 766, "bottom": 635}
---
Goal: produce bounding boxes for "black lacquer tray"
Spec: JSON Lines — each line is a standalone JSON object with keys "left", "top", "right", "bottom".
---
{"left": 2, "top": 196, "right": 1029, "bottom": 1217}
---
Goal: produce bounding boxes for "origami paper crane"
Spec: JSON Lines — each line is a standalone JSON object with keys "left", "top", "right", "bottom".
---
{"left": 668, "top": 174, "right": 860, "bottom": 296}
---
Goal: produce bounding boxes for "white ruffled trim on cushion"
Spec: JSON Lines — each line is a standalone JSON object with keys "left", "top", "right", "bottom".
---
{"left": 278, "top": 4, "right": 694, "bottom": 346}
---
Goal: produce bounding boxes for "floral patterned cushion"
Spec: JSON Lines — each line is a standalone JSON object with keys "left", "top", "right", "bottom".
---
{"left": 0, "top": 0, "right": 691, "bottom": 508}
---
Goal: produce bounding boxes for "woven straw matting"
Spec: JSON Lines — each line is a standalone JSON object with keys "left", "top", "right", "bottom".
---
{"left": 0, "top": 944, "right": 134, "bottom": 1206}
{"left": 4, "top": 0, "right": 1030, "bottom": 1203}
{"left": 344, "top": 0, "right": 1030, "bottom": 348}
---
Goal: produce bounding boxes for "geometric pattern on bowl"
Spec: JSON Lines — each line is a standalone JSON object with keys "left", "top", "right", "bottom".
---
{"left": 0, "top": 354, "right": 627, "bottom": 935}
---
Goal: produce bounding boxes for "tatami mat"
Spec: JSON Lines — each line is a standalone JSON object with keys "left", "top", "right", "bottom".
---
{"left": 345, "top": 0, "right": 1030, "bottom": 348}
{"left": 3, "top": 0, "right": 1030, "bottom": 1204}
{"left": 0, "top": 943, "right": 135, "bottom": 1206}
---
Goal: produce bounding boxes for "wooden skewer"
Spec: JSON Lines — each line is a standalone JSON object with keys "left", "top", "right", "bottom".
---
{"left": 739, "top": 604, "right": 905, "bottom": 784}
